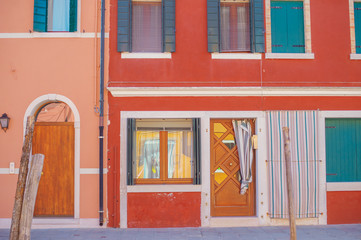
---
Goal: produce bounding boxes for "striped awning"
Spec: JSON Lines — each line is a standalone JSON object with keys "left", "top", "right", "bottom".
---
{"left": 267, "top": 111, "right": 320, "bottom": 218}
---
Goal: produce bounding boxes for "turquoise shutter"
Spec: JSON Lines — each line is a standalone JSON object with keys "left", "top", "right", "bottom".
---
{"left": 250, "top": 0, "right": 265, "bottom": 52}
{"left": 69, "top": 0, "right": 78, "bottom": 32}
{"left": 355, "top": 3, "right": 361, "bottom": 54}
{"left": 33, "top": 0, "right": 48, "bottom": 32}
{"left": 271, "top": 1, "right": 288, "bottom": 53}
{"left": 127, "top": 118, "right": 136, "bottom": 185}
{"left": 326, "top": 119, "right": 361, "bottom": 182}
{"left": 193, "top": 118, "right": 201, "bottom": 185}
{"left": 207, "top": 0, "right": 220, "bottom": 52}
{"left": 118, "top": 0, "right": 131, "bottom": 52}
{"left": 287, "top": 1, "right": 305, "bottom": 53}
{"left": 163, "top": 0, "right": 176, "bottom": 52}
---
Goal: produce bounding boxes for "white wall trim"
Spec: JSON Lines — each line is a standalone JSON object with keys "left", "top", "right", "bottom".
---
{"left": 350, "top": 53, "right": 361, "bottom": 60}
{"left": 120, "top": 111, "right": 267, "bottom": 228}
{"left": 120, "top": 52, "right": 172, "bottom": 59}
{"left": 209, "top": 217, "right": 259, "bottom": 227}
{"left": 327, "top": 182, "right": 361, "bottom": 191}
{"left": 0, "top": 218, "right": 104, "bottom": 229}
{"left": 265, "top": 53, "right": 315, "bottom": 59}
{"left": 108, "top": 87, "right": 361, "bottom": 97}
{"left": 79, "top": 168, "right": 108, "bottom": 174}
{"left": 24, "top": 94, "right": 81, "bottom": 220}
{"left": 0, "top": 168, "right": 19, "bottom": 174}
{"left": 211, "top": 53, "right": 262, "bottom": 60}
{"left": 127, "top": 185, "right": 202, "bottom": 193}
{"left": 0, "top": 32, "right": 109, "bottom": 39}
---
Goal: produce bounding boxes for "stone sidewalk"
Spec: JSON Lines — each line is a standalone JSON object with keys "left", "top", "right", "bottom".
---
{"left": 0, "top": 224, "right": 360, "bottom": 240}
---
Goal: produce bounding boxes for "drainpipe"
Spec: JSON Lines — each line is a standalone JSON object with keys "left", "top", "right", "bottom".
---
{"left": 99, "top": 0, "right": 106, "bottom": 227}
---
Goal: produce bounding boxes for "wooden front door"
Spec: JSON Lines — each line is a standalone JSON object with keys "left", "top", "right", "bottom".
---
{"left": 32, "top": 122, "right": 74, "bottom": 217}
{"left": 210, "top": 119, "right": 255, "bottom": 217}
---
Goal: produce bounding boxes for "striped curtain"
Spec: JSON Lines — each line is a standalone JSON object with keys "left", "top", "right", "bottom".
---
{"left": 267, "top": 111, "right": 319, "bottom": 218}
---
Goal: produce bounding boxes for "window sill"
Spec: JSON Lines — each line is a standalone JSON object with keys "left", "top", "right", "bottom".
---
{"left": 327, "top": 182, "right": 361, "bottom": 191}
{"left": 121, "top": 52, "right": 172, "bottom": 59}
{"left": 0, "top": 32, "right": 109, "bottom": 38}
{"left": 211, "top": 53, "right": 262, "bottom": 60}
{"left": 127, "top": 184, "right": 201, "bottom": 193}
{"left": 265, "top": 53, "right": 315, "bottom": 59}
{"left": 350, "top": 53, "right": 361, "bottom": 60}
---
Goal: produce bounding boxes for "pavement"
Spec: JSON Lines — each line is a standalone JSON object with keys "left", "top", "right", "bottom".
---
{"left": 0, "top": 224, "right": 360, "bottom": 240}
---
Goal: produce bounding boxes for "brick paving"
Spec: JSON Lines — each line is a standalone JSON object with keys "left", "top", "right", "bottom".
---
{"left": 0, "top": 224, "right": 360, "bottom": 240}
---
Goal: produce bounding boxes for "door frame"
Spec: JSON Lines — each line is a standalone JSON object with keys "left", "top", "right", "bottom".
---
{"left": 24, "top": 94, "right": 80, "bottom": 220}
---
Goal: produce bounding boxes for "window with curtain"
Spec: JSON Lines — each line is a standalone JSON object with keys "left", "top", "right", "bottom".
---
{"left": 132, "top": 1, "right": 162, "bottom": 52}
{"left": 33, "top": 0, "right": 77, "bottom": 32}
{"left": 220, "top": 0, "right": 250, "bottom": 52}
{"left": 127, "top": 118, "right": 201, "bottom": 185}
{"left": 271, "top": 1, "right": 305, "bottom": 53}
{"left": 355, "top": 1, "right": 361, "bottom": 54}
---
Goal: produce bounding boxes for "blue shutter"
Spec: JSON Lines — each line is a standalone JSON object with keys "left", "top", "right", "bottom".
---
{"left": 193, "top": 118, "right": 201, "bottom": 185}
{"left": 207, "top": 0, "right": 220, "bottom": 52}
{"left": 69, "top": 0, "right": 78, "bottom": 32}
{"left": 163, "top": 0, "right": 176, "bottom": 52}
{"left": 127, "top": 118, "right": 136, "bottom": 185}
{"left": 271, "top": 1, "right": 288, "bottom": 53}
{"left": 117, "top": 0, "right": 131, "bottom": 52}
{"left": 287, "top": 1, "right": 305, "bottom": 53}
{"left": 326, "top": 119, "right": 361, "bottom": 182}
{"left": 355, "top": 2, "right": 361, "bottom": 54}
{"left": 250, "top": 0, "right": 265, "bottom": 52}
{"left": 33, "top": 0, "right": 48, "bottom": 32}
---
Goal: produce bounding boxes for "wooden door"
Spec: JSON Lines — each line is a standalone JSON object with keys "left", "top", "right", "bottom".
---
{"left": 210, "top": 119, "right": 255, "bottom": 217}
{"left": 32, "top": 122, "right": 74, "bottom": 217}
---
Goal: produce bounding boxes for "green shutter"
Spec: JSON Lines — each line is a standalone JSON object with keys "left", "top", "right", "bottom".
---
{"left": 271, "top": 1, "right": 304, "bottom": 53}
{"left": 69, "top": 0, "right": 78, "bottom": 32}
{"left": 127, "top": 118, "right": 136, "bottom": 185}
{"left": 163, "top": 0, "right": 176, "bottom": 52}
{"left": 33, "top": 0, "right": 47, "bottom": 32}
{"left": 250, "top": 0, "right": 265, "bottom": 53}
{"left": 207, "top": 0, "right": 220, "bottom": 52}
{"left": 287, "top": 1, "right": 305, "bottom": 53}
{"left": 355, "top": 2, "right": 361, "bottom": 54}
{"left": 118, "top": 0, "right": 131, "bottom": 52}
{"left": 193, "top": 118, "right": 201, "bottom": 185}
{"left": 326, "top": 119, "right": 361, "bottom": 182}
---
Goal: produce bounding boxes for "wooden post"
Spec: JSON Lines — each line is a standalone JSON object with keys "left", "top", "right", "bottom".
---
{"left": 9, "top": 116, "right": 35, "bottom": 240}
{"left": 18, "top": 154, "right": 44, "bottom": 240}
{"left": 283, "top": 127, "right": 297, "bottom": 240}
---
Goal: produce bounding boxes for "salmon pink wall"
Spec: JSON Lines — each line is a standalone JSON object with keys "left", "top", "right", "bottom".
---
{"left": 127, "top": 192, "right": 201, "bottom": 228}
{"left": 327, "top": 191, "right": 361, "bottom": 224}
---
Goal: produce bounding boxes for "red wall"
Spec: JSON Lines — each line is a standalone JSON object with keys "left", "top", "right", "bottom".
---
{"left": 127, "top": 192, "right": 201, "bottom": 228}
{"left": 327, "top": 191, "right": 361, "bottom": 224}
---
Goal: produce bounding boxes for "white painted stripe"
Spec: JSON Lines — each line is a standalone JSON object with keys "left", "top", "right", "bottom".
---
{"left": 211, "top": 53, "right": 262, "bottom": 59}
{"left": 350, "top": 53, "right": 361, "bottom": 60}
{"left": 0, "top": 168, "right": 107, "bottom": 174}
{"left": 0, "top": 32, "right": 109, "bottom": 39}
{"left": 108, "top": 87, "right": 361, "bottom": 97}
{"left": 327, "top": 182, "right": 361, "bottom": 191}
{"left": 121, "top": 52, "right": 172, "bottom": 59}
{"left": 127, "top": 185, "right": 202, "bottom": 193}
{"left": 1, "top": 218, "right": 104, "bottom": 229}
{"left": 265, "top": 53, "right": 315, "bottom": 59}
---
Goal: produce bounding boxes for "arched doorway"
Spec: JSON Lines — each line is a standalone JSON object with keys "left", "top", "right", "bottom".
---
{"left": 32, "top": 102, "right": 75, "bottom": 217}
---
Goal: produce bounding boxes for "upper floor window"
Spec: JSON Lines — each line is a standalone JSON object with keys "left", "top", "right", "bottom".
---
{"left": 117, "top": 0, "right": 176, "bottom": 53}
{"left": 353, "top": 1, "right": 361, "bottom": 54}
{"left": 207, "top": 0, "right": 265, "bottom": 53}
{"left": 33, "top": 0, "right": 78, "bottom": 32}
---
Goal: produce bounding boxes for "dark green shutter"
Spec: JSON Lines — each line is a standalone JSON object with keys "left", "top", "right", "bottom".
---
{"left": 69, "top": 0, "right": 78, "bottom": 32}
{"left": 193, "top": 118, "right": 201, "bottom": 185}
{"left": 207, "top": 0, "right": 220, "bottom": 52}
{"left": 118, "top": 0, "right": 131, "bottom": 52}
{"left": 355, "top": 3, "right": 361, "bottom": 54}
{"left": 326, "top": 119, "right": 361, "bottom": 182}
{"left": 287, "top": 1, "right": 305, "bottom": 53}
{"left": 250, "top": 0, "right": 265, "bottom": 52}
{"left": 163, "top": 0, "right": 176, "bottom": 52}
{"left": 271, "top": 1, "right": 288, "bottom": 53}
{"left": 33, "top": 0, "right": 48, "bottom": 32}
{"left": 127, "top": 118, "right": 136, "bottom": 185}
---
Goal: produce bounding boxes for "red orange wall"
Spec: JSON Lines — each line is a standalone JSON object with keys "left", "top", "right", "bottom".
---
{"left": 327, "top": 191, "right": 361, "bottom": 224}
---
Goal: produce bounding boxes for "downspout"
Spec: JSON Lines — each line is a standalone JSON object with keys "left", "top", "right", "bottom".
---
{"left": 99, "top": 0, "right": 106, "bottom": 226}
